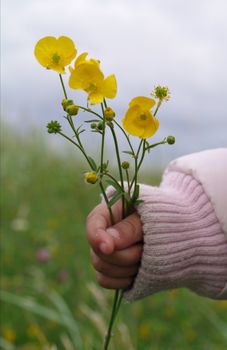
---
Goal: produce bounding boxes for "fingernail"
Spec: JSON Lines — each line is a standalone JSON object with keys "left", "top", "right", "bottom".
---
{"left": 106, "top": 228, "right": 120, "bottom": 239}
{"left": 99, "top": 242, "right": 109, "bottom": 254}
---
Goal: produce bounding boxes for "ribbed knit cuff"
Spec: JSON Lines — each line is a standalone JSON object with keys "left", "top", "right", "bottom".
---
{"left": 124, "top": 171, "right": 227, "bottom": 302}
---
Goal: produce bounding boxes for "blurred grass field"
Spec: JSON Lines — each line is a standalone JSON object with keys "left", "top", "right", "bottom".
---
{"left": 1, "top": 126, "right": 227, "bottom": 350}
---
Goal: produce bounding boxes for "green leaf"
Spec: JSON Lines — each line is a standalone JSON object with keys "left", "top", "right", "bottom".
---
{"left": 91, "top": 130, "right": 102, "bottom": 135}
{"left": 123, "top": 150, "right": 134, "bottom": 156}
{"left": 145, "top": 139, "right": 166, "bottom": 151}
{"left": 123, "top": 192, "right": 131, "bottom": 203}
{"left": 77, "top": 124, "right": 83, "bottom": 132}
{"left": 133, "top": 184, "right": 140, "bottom": 200}
{"left": 134, "top": 199, "right": 144, "bottom": 206}
{"left": 145, "top": 141, "right": 151, "bottom": 153}
{"left": 88, "top": 156, "right": 97, "bottom": 171}
{"left": 105, "top": 179, "right": 123, "bottom": 192}
{"left": 108, "top": 191, "right": 123, "bottom": 207}
{"left": 85, "top": 119, "right": 100, "bottom": 123}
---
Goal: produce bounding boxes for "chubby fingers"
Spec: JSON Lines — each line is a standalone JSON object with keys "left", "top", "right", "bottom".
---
{"left": 91, "top": 250, "right": 140, "bottom": 278}
{"left": 86, "top": 204, "right": 114, "bottom": 255}
{"left": 86, "top": 201, "right": 144, "bottom": 289}
{"left": 106, "top": 211, "right": 143, "bottom": 250}
{"left": 86, "top": 203, "right": 143, "bottom": 255}
{"left": 90, "top": 243, "right": 143, "bottom": 289}
{"left": 91, "top": 242, "right": 143, "bottom": 267}
{"left": 86, "top": 201, "right": 124, "bottom": 255}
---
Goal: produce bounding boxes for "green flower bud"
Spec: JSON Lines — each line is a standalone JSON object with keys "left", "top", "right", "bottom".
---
{"left": 61, "top": 99, "right": 74, "bottom": 111}
{"left": 66, "top": 104, "right": 79, "bottom": 116}
{"left": 121, "top": 161, "right": 130, "bottom": 170}
{"left": 104, "top": 107, "right": 115, "bottom": 121}
{"left": 84, "top": 172, "right": 98, "bottom": 184}
{"left": 47, "top": 120, "right": 61, "bottom": 134}
{"left": 167, "top": 135, "right": 175, "bottom": 145}
{"left": 98, "top": 121, "right": 104, "bottom": 130}
{"left": 90, "top": 123, "right": 97, "bottom": 129}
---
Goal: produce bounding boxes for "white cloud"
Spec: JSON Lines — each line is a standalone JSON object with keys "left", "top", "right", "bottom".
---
{"left": 1, "top": 0, "right": 227, "bottom": 159}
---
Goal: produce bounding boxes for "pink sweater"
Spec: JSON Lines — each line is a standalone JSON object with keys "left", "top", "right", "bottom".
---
{"left": 124, "top": 148, "right": 227, "bottom": 301}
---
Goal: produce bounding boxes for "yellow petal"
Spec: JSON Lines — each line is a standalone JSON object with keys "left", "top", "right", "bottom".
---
{"left": 122, "top": 105, "right": 143, "bottom": 137}
{"left": 141, "top": 117, "right": 159, "bottom": 138}
{"left": 102, "top": 75, "right": 117, "bottom": 99}
{"left": 34, "top": 36, "right": 76, "bottom": 73}
{"left": 69, "top": 61, "right": 104, "bottom": 90}
{"left": 88, "top": 91, "right": 104, "bottom": 104}
{"left": 34, "top": 36, "right": 57, "bottom": 67}
{"left": 74, "top": 52, "right": 89, "bottom": 67}
{"left": 129, "top": 96, "right": 156, "bottom": 109}
{"left": 56, "top": 36, "right": 77, "bottom": 65}
{"left": 122, "top": 105, "right": 159, "bottom": 139}
{"left": 74, "top": 52, "right": 100, "bottom": 68}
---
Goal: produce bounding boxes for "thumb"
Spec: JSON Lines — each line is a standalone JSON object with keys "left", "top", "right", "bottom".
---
{"left": 106, "top": 212, "right": 143, "bottom": 250}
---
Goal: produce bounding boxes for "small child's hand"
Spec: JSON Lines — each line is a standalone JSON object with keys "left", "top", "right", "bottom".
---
{"left": 86, "top": 202, "right": 143, "bottom": 289}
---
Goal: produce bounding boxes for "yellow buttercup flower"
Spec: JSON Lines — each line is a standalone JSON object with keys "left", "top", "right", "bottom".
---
{"left": 34, "top": 36, "right": 77, "bottom": 74}
{"left": 122, "top": 96, "right": 159, "bottom": 139}
{"left": 69, "top": 53, "right": 117, "bottom": 104}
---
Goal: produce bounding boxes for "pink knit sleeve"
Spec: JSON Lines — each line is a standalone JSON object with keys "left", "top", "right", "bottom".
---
{"left": 124, "top": 171, "right": 227, "bottom": 302}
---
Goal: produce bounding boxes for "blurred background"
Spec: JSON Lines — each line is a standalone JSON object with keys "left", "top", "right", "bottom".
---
{"left": 1, "top": 0, "right": 227, "bottom": 349}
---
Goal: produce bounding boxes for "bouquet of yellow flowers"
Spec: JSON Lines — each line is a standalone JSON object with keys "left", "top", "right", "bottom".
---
{"left": 34, "top": 35, "right": 175, "bottom": 349}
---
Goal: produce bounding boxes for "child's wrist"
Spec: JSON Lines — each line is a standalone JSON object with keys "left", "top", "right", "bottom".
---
{"left": 124, "top": 171, "right": 227, "bottom": 301}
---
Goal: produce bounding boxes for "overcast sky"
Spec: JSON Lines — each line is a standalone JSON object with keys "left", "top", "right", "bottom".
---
{"left": 1, "top": 0, "right": 227, "bottom": 167}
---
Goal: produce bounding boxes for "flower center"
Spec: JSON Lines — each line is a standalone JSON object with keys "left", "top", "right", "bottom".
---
{"left": 139, "top": 113, "right": 147, "bottom": 121}
{"left": 52, "top": 53, "right": 61, "bottom": 64}
{"left": 88, "top": 82, "right": 97, "bottom": 92}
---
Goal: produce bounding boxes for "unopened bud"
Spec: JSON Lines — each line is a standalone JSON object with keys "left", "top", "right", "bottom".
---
{"left": 121, "top": 161, "right": 130, "bottom": 170}
{"left": 167, "top": 135, "right": 175, "bottom": 145}
{"left": 97, "top": 121, "right": 104, "bottom": 130}
{"left": 61, "top": 99, "right": 74, "bottom": 111}
{"left": 84, "top": 172, "right": 98, "bottom": 184}
{"left": 90, "top": 123, "right": 97, "bottom": 129}
{"left": 104, "top": 107, "right": 115, "bottom": 121}
{"left": 66, "top": 104, "right": 79, "bottom": 116}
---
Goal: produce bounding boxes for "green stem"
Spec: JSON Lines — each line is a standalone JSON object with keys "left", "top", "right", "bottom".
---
{"left": 145, "top": 139, "right": 167, "bottom": 152}
{"left": 130, "top": 139, "right": 166, "bottom": 196}
{"left": 103, "top": 172, "right": 123, "bottom": 189}
{"left": 153, "top": 100, "right": 162, "bottom": 116}
{"left": 99, "top": 181, "right": 114, "bottom": 225}
{"left": 67, "top": 115, "right": 84, "bottom": 150}
{"left": 137, "top": 139, "right": 147, "bottom": 174}
{"left": 113, "top": 120, "right": 135, "bottom": 156}
{"left": 100, "top": 104, "right": 106, "bottom": 178}
{"left": 125, "top": 168, "right": 131, "bottom": 214}
{"left": 58, "top": 74, "right": 83, "bottom": 149}
{"left": 58, "top": 131, "right": 93, "bottom": 169}
{"left": 58, "top": 131, "right": 82, "bottom": 152}
{"left": 59, "top": 74, "right": 68, "bottom": 99}
{"left": 76, "top": 105, "right": 103, "bottom": 120}
{"left": 125, "top": 169, "right": 130, "bottom": 194}
{"left": 103, "top": 290, "right": 120, "bottom": 350}
{"left": 109, "top": 126, "right": 125, "bottom": 218}
{"left": 115, "top": 290, "right": 124, "bottom": 316}
{"left": 98, "top": 103, "right": 115, "bottom": 225}
{"left": 129, "top": 139, "right": 143, "bottom": 194}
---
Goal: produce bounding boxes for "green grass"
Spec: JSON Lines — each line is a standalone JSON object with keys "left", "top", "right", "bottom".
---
{"left": 1, "top": 126, "right": 227, "bottom": 350}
